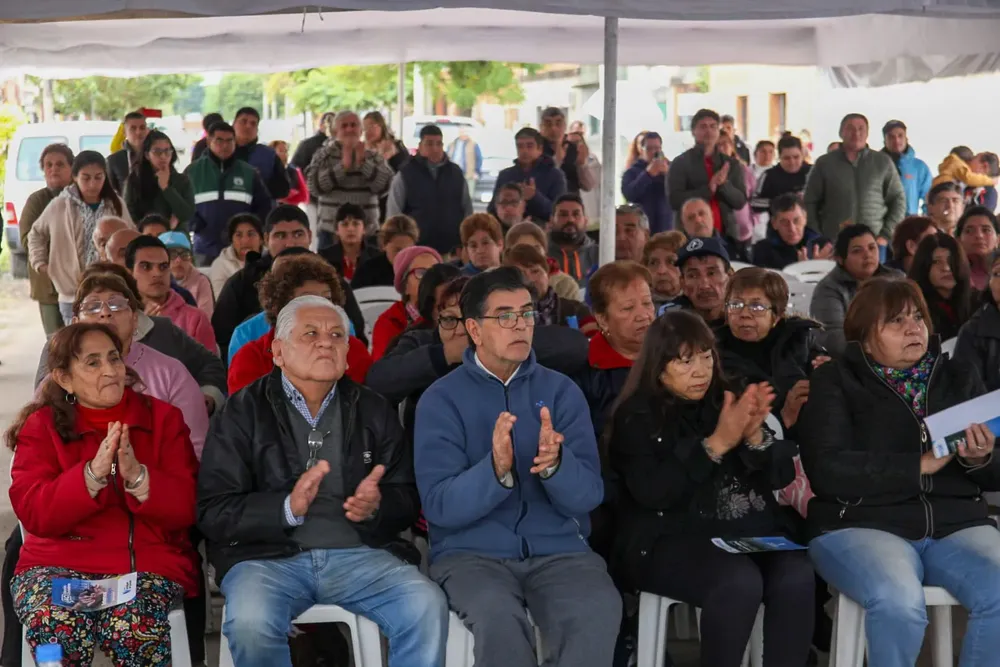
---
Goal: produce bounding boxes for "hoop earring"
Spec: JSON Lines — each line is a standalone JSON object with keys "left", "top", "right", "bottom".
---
{"left": 65, "top": 393, "right": 77, "bottom": 405}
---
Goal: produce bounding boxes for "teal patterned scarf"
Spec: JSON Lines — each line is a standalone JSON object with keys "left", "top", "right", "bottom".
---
{"left": 872, "top": 352, "right": 935, "bottom": 417}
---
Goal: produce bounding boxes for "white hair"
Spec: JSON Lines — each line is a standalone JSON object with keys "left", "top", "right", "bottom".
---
{"left": 334, "top": 110, "right": 358, "bottom": 127}
{"left": 274, "top": 295, "right": 348, "bottom": 341}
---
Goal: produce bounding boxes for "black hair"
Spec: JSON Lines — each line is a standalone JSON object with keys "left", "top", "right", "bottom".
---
{"left": 541, "top": 107, "right": 565, "bottom": 120}
{"left": 979, "top": 152, "right": 1000, "bottom": 178}
{"left": 553, "top": 192, "right": 585, "bottom": 212}
{"left": 126, "top": 130, "right": 177, "bottom": 213}
{"left": 137, "top": 214, "right": 170, "bottom": 235}
{"left": 227, "top": 213, "right": 263, "bottom": 242}
{"left": 771, "top": 192, "right": 805, "bottom": 217}
{"left": 124, "top": 234, "right": 168, "bottom": 270}
{"left": 956, "top": 205, "right": 1000, "bottom": 237}
{"left": 514, "top": 127, "right": 544, "bottom": 146}
{"left": 927, "top": 181, "right": 963, "bottom": 205}
{"left": 71, "top": 151, "right": 122, "bottom": 216}
{"left": 234, "top": 107, "right": 260, "bottom": 122}
{"left": 640, "top": 132, "right": 662, "bottom": 148}
{"left": 755, "top": 140, "right": 775, "bottom": 154}
{"left": 39, "top": 143, "right": 74, "bottom": 170}
{"left": 123, "top": 111, "right": 145, "bottom": 123}
{"left": 335, "top": 203, "right": 367, "bottom": 225}
{"left": 834, "top": 224, "right": 877, "bottom": 260}
{"left": 208, "top": 121, "right": 235, "bottom": 137}
{"left": 777, "top": 134, "right": 802, "bottom": 153}
{"left": 691, "top": 109, "right": 721, "bottom": 131}
{"left": 419, "top": 124, "right": 443, "bottom": 140}
{"left": 417, "top": 263, "right": 462, "bottom": 323}
{"left": 720, "top": 114, "right": 735, "bottom": 124}
{"left": 274, "top": 246, "right": 313, "bottom": 260}
{"left": 202, "top": 113, "right": 223, "bottom": 132}
{"left": 951, "top": 146, "right": 975, "bottom": 163}
{"left": 459, "top": 266, "right": 535, "bottom": 322}
{"left": 265, "top": 204, "right": 310, "bottom": 234}
{"left": 839, "top": 113, "right": 869, "bottom": 132}
{"left": 907, "top": 232, "right": 974, "bottom": 325}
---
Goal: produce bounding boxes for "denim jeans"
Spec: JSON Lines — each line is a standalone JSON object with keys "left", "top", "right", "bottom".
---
{"left": 220, "top": 546, "right": 448, "bottom": 667}
{"left": 809, "top": 525, "right": 1000, "bottom": 667}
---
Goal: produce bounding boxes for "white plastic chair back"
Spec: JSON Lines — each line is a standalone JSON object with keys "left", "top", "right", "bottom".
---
{"left": 764, "top": 413, "right": 785, "bottom": 440}
{"left": 941, "top": 337, "right": 957, "bottom": 356}
{"left": 782, "top": 259, "right": 835, "bottom": 284}
{"left": 353, "top": 286, "right": 402, "bottom": 350}
{"left": 730, "top": 261, "right": 753, "bottom": 272}
{"left": 786, "top": 281, "right": 816, "bottom": 318}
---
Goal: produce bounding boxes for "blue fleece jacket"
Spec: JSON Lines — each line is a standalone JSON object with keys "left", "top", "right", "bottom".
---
{"left": 414, "top": 349, "right": 603, "bottom": 563}
{"left": 621, "top": 159, "right": 674, "bottom": 233}
{"left": 488, "top": 155, "right": 567, "bottom": 223}
{"left": 894, "top": 146, "right": 933, "bottom": 215}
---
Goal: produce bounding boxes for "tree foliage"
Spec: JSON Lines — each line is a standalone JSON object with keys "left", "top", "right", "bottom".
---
{"left": 52, "top": 75, "right": 200, "bottom": 120}
{"left": 286, "top": 66, "right": 405, "bottom": 115}
{"left": 204, "top": 73, "right": 267, "bottom": 120}
{"left": 421, "top": 62, "right": 537, "bottom": 112}
{"left": 0, "top": 105, "right": 27, "bottom": 200}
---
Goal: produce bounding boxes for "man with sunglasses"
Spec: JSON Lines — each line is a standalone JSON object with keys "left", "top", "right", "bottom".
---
{"left": 414, "top": 267, "right": 620, "bottom": 667}
{"left": 161, "top": 230, "right": 214, "bottom": 317}
{"left": 199, "top": 295, "right": 448, "bottom": 667}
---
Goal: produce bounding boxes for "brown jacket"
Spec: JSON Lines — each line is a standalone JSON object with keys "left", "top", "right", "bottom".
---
{"left": 18, "top": 187, "right": 60, "bottom": 304}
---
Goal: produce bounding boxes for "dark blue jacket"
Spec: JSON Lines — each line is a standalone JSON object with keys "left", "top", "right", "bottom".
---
{"left": 751, "top": 225, "right": 829, "bottom": 270}
{"left": 489, "top": 155, "right": 567, "bottom": 223}
{"left": 399, "top": 156, "right": 468, "bottom": 255}
{"left": 414, "top": 349, "right": 603, "bottom": 562}
{"left": 234, "top": 140, "right": 290, "bottom": 201}
{"left": 621, "top": 159, "right": 674, "bottom": 233}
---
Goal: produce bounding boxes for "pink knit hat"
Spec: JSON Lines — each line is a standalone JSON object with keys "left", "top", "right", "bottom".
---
{"left": 392, "top": 246, "right": 442, "bottom": 294}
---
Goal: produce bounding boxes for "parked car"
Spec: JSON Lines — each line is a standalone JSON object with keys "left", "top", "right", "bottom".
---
{"left": 3, "top": 121, "right": 120, "bottom": 278}
{"left": 470, "top": 129, "right": 515, "bottom": 212}
{"left": 402, "top": 115, "right": 482, "bottom": 155}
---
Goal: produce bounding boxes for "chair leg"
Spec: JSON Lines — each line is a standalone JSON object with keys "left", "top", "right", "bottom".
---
{"left": 637, "top": 594, "right": 672, "bottom": 667}
{"left": 169, "top": 608, "right": 193, "bottom": 667}
{"left": 929, "top": 605, "right": 955, "bottom": 667}
{"left": 353, "top": 614, "right": 385, "bottom": 667}
{"left": 748, "top": 606, "right": 764, "bottom": 667}
{"left": 20, "top": 627, "right": 31, "bottom": 667}
{"left": 217, "top": 604, "right": 235, "bottom": 667}
{"left": 831, "top": 593, "right": 866, "bottom": 667}
{"left": 674, "top": 604, "right": 694, "bottom": 640}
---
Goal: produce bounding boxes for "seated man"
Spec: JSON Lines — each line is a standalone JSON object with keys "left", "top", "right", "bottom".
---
{"left": 414, "top": 267, "right": 621, "bottom": 667}
{"left": 751, "top": 193, "right": 832, "bottom": 270}
{"left": 198, "top": 295, "right": 447, "bottom": 667}
{"left": 108, "top": 228, "right": 200, "bottom": 307}
{"left": 659, "top": 235, "right": 732, "bottom": 328}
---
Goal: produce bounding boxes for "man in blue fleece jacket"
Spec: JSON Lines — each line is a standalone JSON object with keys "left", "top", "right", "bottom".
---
{"left": 488, "top": 127, "right": 567, "bottom": 224}
{"left": 414, "top": 267, "right": 621, "bottom": 667}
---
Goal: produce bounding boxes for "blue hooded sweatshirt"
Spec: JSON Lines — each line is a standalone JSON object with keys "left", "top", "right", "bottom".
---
{"left": 892, "top": 146, "right": 933, "bottom": 215}
{"left": 414, "top": 348, "right": 603, "bottom": 563}
{"left": 488, "top": 155, "right": 568, "bottom": 223}
{"left": 621, "top": 159, "right": 674, "bottom": 233}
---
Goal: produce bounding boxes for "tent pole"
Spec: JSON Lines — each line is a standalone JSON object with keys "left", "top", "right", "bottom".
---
{"left": 397, "top": 61, "right": 406, "bottom": 137}
{"left": 599, "top": 17, "right": 619, "bottom": 267}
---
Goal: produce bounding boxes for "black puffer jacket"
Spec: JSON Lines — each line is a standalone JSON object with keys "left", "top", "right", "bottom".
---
{"left": 609, "top": 390, "right": 796, "bottom": 591}
{"left": 798, "top": 340, "right": 1000, "bottom": 541}
{"left": 197, "top": 370, "right": 419, "bottom": 581}
{"left": 955, "top": 301, "right": 1000, "bottom": 391}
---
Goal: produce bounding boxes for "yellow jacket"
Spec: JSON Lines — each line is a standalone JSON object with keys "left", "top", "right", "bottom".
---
{"left": 933, "top": 154, "right": 995, "bottom": 188}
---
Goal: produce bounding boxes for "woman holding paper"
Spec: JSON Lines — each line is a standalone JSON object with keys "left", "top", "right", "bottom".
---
{"left": 800, "top": 277, "right": 1000, "bottom": 667}
{"left": 606, "top": 310, "right": 814, "bottom": 667}
{"left": 5, "top": 323, "right": 199, "bottom": 666}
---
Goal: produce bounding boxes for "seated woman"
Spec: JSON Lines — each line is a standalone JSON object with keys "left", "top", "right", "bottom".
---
{"left": 956, "top": 206, "right": 1000, "bottom": 290}
{"left": 505, "top": 221, "right": 581, "bottom": 301}
{"left": 908, "top": 231, "right": 977, "bottom": 341}
{"left": 7, "top": 323, "right": 199, "bottom": 666}
{"left": 228, "top": 254, "right": 372, "bottom": 393}
{"left": 382, "top": 263, "right": 462, "bottom": 350}
{"left": 607, "top": 311, "right": 813, "bottom": 667}
{"left": 503, "top": 244, "right": 597, "bottom": 335}
{"left": 459, "top": 213, "right": 504, "bottom": 275}
{"left": 955, "top": 250, "right": 1000, "bottom": 390}
{"left": 716, "top": 267, "right": 827, "bottom": 435}
{"left": 351, "top": 214, "right": 419, "bottom": 289}
{"left": 887, "top": 215, "right": 937, "bottom": 274}
{"left": 642, "top": 230, "right": 685, "bottom": 308}
{"left": 800, "top": 277, "right": 1000, "bottom": 667}
{"left": 371, "top": 245, "right": 442, "bottom": 360}
{"left": 209, "top": 213, "right": 263, "bottom": 298}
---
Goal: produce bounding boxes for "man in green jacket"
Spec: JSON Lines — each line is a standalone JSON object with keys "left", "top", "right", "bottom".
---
{"left": 803, "top": 113, "right": 906, "bottom": 255}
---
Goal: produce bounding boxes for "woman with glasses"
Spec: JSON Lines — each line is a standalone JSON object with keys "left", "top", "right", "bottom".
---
{"left": 606, "top": 310, "right": 814, "bottom": 667}
{"left": 371, "top": 245, "right": 442, "bottom": 360}
{"left": 123, "top": 130, "right": 195, "bottom": 230}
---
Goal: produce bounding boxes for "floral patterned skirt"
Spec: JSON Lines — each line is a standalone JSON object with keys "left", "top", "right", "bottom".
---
{"left": 12, "top": 567, "right": 182, "bottom": 667}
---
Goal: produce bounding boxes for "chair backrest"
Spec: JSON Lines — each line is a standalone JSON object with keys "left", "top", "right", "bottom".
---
{"left": 765, "top": 412, "right": 785, "bottom": 440}
{"left": 941, "top": 337, "right": 957, "bottom": 356}
{"left": 730, "top": 261, "right": 753, "bottom": 272}
{"left": 782, "top": 259, "right": 835, "bottom": 284}
{"left": 786, "top": 281, "right": 816, "bottom": 319}
{"left": 352, "top": 285, "right": 400, "bottom": 305}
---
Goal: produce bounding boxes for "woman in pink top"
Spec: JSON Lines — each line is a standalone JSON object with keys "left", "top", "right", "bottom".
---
{"left": 67, "top": 272, "right": 209, "bottom": 458}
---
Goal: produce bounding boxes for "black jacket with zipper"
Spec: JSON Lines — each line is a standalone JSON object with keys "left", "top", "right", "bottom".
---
{"left": 197, "top": 369, "right": 420, "bottom": 581}
{"left": 955, "top": 301, "right": 1000, "bottom": 391}
{"left": 798, "top": 339, "right": 1000, "bottom": 541}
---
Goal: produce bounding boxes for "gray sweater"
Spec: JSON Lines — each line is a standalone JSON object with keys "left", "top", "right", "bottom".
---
{"left": 810, "top": 264, "right": 902, "bottom": 356}
{"left": 803, "top": 147, "right": 907, "bottom": 242}
{"left": 667, "top": 146, "right": 747, "bottom": 241}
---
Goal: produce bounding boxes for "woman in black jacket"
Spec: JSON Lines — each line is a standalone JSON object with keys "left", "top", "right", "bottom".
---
{"left": 800, "top": 277, "right": 1000, "bottom": 667}
{"left": 908, "top": 231, "right": 977, "bottom": 341}
{"left": 955, "top": 251, "right": 1000, "bottom": 390}
{"left": 607, "top": 310, "right": 814, "bottom": 667}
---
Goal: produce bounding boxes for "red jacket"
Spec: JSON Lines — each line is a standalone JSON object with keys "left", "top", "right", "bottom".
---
{"left": 227, "top": 328, "right": 372, "bottom": 394}
{"left": 371, "top": 300, "right": 418, "bottom": 361}
{"left": 11, "top": 389, "right": 200, "bottom": 595}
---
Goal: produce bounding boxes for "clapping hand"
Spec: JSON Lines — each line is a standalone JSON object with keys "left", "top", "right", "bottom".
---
{"left": 532, "top": 407, "right": 563, "bottom": 475}
{"left": 289, "top": 460, "right": 331, "bottom": 517}
{"left": 492, "top": 412, "right": 516, "bottom": 479}
{"left": 90, "top": 421, "right": 122, "bottom": 479}
{"left": 742, "top": 382, "right": 776, "bottom": 444}
{"left": 780, "top": 380, "right": 810, "bottom": 430}
{"left": 344, "top": 465, "right": 384, "bottom": 522}
{"left": 116, "top": 424, "right": 143, "bottom": 485}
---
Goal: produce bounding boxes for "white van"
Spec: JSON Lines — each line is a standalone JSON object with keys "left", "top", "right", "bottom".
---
{"left": 3, "top": 121, "right": 120, "bottom": 277}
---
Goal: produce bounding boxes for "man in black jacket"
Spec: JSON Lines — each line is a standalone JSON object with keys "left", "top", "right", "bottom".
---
{"left": 232, "top": 106, "right": 291, "bottom": 201}
{"left": 107, "top": 111, "right": 149, "bottom": 195}
{"left": 198, "top": 295, "right": 448, "bottom": 667}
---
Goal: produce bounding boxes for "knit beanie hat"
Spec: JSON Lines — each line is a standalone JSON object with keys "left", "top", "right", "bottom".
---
{"left": 392, "top": 245, "right": 442, "bottom": 294}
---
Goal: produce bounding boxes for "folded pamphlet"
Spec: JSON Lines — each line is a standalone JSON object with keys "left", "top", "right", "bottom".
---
{"left": 711, "top": 537, "right": 807, "bottom": 554}
{"left": 52, "top": 572, "right": 137, "bottom": 612}
{"left": 924, "top": 389, "right": 1000, "bottom": 459}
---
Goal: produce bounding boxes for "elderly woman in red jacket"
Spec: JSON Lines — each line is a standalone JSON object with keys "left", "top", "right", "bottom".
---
{"left": 6, "top": 323, "right": 199, "bottom": 666}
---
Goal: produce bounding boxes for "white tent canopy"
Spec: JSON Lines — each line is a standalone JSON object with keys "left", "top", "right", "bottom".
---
{"left": 2, "top": 4, "right": 1000, "bottom": 84}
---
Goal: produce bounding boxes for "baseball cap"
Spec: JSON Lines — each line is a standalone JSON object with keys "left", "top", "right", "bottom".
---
{"left": 159, "top": 231, "right": 191, "bottom": 251}
{"left": 676, "top": 236, "right": 730, "bottom": 270}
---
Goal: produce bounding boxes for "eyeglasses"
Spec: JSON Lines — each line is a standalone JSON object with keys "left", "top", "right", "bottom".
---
{"left": 406, "top": 267, "right": 429, "bottom": 282}
{"left": 78, "top": 296, "right": 132, "bottom": 316}
{"left": 168, "top": 248, "right": 192, "bottom": 261}
{"left": 439, "top": 315, "right": 462, "bottom": 330}
{"left": 149, "top": 148, "right": 174, "bottom": 158}
{"left": 725, "top": 300, "right": 774, "bottom": 316}
{"left": 306, "top": 429, "right": 329, "bottom": 470}
{"left": 481, "top": 310, "right": 537, "bottom": 328}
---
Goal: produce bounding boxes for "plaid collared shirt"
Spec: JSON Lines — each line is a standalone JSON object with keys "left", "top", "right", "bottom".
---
{"left": 280, "top": 373, "right": 337, "bottom": 428}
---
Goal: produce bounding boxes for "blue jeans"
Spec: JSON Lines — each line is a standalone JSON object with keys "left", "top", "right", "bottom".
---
{"left": 220, "top": 546, "right": 448, "bottom": 667}
{"left": 810, "top": 525, "right": 1000, "bottom": 667}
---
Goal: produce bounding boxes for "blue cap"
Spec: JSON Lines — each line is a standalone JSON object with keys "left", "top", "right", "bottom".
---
{"left": 34, "top": 644, "right": 63, "bottom": 661}
{"left": 158, "top": 231, "right": 191, "bottom": 251}
{"left": 676, "top": 235, "right": 730, "bottom": 270}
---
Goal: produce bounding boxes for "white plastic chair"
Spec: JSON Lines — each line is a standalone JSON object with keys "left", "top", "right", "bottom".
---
{"left": 782, "top": 259, "right": 836, "bottom": 284}
{"left": 941, "top": 337, "right": 957, "bottom": 356}
{"left": 352, "top": 286, "right": 402, "bottom": 350}
{"left": 731, "top": 261, "right": 753, "bottom": 272}
{"left": 445, "top": 609, "right": 544, "bottom": 667}
{"left": 22, "top": 607, "right": 190, "bottom": 667}
{"left": 787, "top": 281, "right": 816, "bottom": 318}
{"left": 218, "top": 603, "right": 383, "bottom": 667}
{"left": 829, "top": 586, "right": 959, "bottom": 667}
{"left": 636, "top": 592, "right": 760, "bottom": 667}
